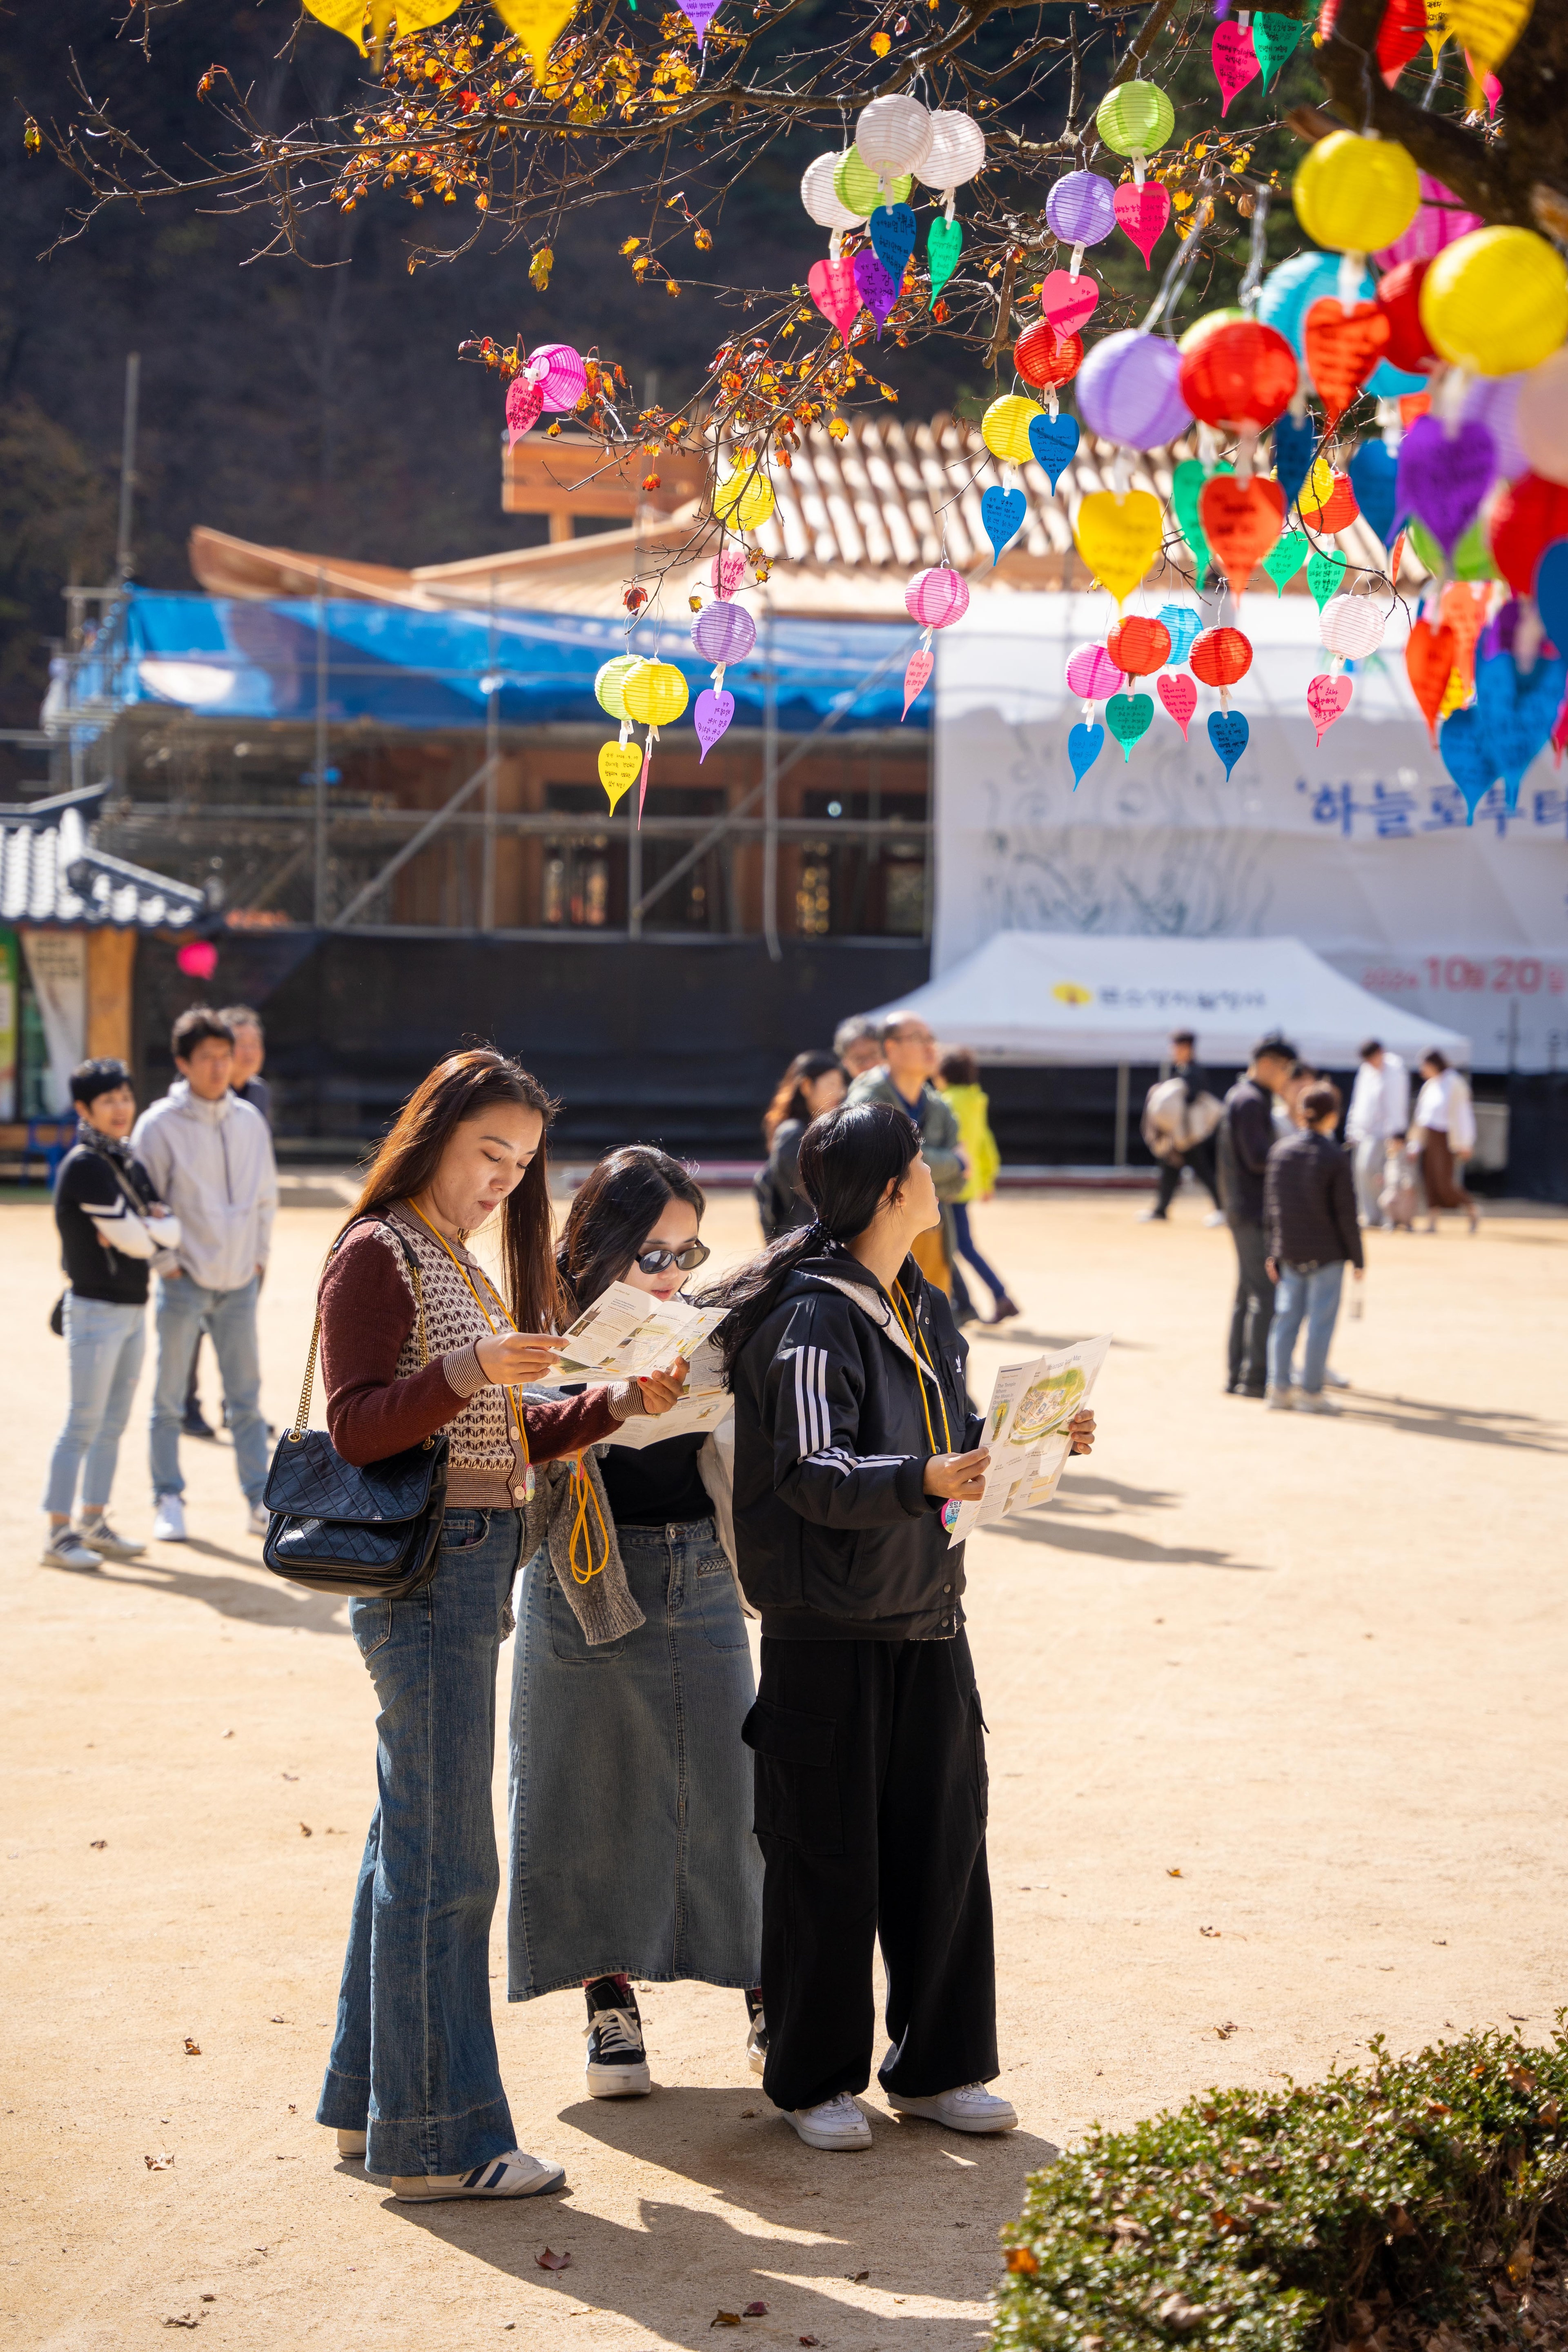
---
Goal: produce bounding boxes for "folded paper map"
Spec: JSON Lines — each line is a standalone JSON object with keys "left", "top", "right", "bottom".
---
{"left": 550, "top": 1281, "right": 729, "bottom": 1383}
{"left": 946, "top": 1333, "right": 1111, "bottom": 1546}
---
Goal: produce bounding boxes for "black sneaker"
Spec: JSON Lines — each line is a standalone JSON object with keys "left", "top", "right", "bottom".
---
{"left": 584, "top": 1975, "right": 650, "bottom": 2098}
{"left": 744, "top": 1986, "right": 767, "bottom": 2078}
{"left": 180, "top": 1405, "right": 216, "bottom": 1440}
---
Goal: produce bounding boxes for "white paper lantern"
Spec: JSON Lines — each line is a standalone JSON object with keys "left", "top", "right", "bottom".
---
{"left": 853, "top": 93, "right": 933, "bottom": 183}
{"left": 1319, "top": 594, "right": 1386, "bottom": 660}
{"left": 914, "top": 108, "right": 985, "bottom": 194}
{"left": 1517, "top": 347, "right": 1568, "bottom": 487}
{"left": 800, "top": 150, "right": 862, "bottom": 232}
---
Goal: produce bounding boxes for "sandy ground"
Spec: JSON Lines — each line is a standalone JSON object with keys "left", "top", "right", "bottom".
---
{"left": 5, "top": 1184, "right": 1567, "bottom": 2352}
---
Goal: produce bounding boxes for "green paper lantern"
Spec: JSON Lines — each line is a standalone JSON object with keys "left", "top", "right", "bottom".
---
{"left": 1095, "top": 79, "right": 1175, "bottom": 158}
{"left": 595, "top": 654, "right": 643, "bottom": 720}
{"left": 1251, "top": 11, "right": 1303, "bottom": 87}
{"left": 1106, "top": 691, "right": 1154, "bottom": 760}
{"left": 1263, "top": 530, "right": 1310, "bottom": 596}
{"left": 1307, "top": 548, "right": 1347, "bottom": 609}
{"left": 1171, "top": 454, "right": 1232, "bottom": 575}
{"left": 1407, "top": 516, "right": 1498, "bottom": 582}
{"left": 833, "top": 146, "right": 912, "bottom": 219}
{"left": 928, "top": 215, "right": 963, "bottom": 297}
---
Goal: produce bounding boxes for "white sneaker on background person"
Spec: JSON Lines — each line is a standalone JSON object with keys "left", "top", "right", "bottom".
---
{"left": 151, "top": 1495, "right": 187, "bottom": 1543}
{"left": 1296, "top": 1392, "right": 1338, "bottom": 1416}
{"left": 245, "top": 1503, "right": 270, "bottom": 1538}
{"left": 787, "top": 2093, "right": 873, "bottom": 2151}
{"left": 1292, "top": 1367, "right": 1350, "bottom": 1391}
{"left": 583, "top": 1976, "right": 652, "bottom": 2098}
{"left": 390, "top": 2150, "right": 566, "bottom": 2201}
{"left": 76, "top": 1516, "right": 145, "bottom": 1560}
{"left": 886, "top": 2081, "right": 1018, "bottom": 2134}
{"left": 1264, "top": 1385, "right": 1294, "bottom": 1412}
{"left": 1203, "top": 1210, "right": 1226, "bottom": 1227}
{"left": 41, "top": 1526, "right": 102, "bottom": 1572}
{"left": 335, "top": 2129, "right": 366, "bottom": 2159}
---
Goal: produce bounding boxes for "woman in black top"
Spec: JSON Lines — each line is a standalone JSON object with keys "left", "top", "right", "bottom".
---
{"left": 757, "top": 1052, "right": 846, "bottom": 1237}
{"left": 507, "top": 1147, "right": 763, "bottom": 2096}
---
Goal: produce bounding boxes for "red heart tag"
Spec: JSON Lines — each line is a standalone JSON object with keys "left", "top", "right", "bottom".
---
{"left": 1038, "top": 268, "right": 1100, "bottom": 335}
{"left": 1405, "top": 617, "right": 1457, "bottom": 744}
{"left": 1197, "top": 476, "right": 1286, "bottom": 598}
{"left": 1303, "top": 298, "right": 1391, "bottom": 430}
{"left": 1157, "top": 672, "right": 1196, "bottom": 740}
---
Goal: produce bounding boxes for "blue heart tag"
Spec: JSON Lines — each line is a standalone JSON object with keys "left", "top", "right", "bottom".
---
{"left": 1347, "top": 437, "right": 1398, "bottom": 551}
{"left": 869, "top": 202, "right": 917, "bottom": 286}
{"left": 1536, "top": 539, "right": 1568, "bottom": 661}
{"left": 1068, "top": 721, "right": 1105, "bottom": 789}
{"left": 1156, "top": 604, "right": 1203, "bottom": 666}
{"left": 1027, "top": 410, "right": 1079, "bottom": 491}
{"left": 1272, "top": 410, "right": 1318, "bottom": 515}
{"left": 1438, "top": 704, "right": 1501, "bottom": 822}
{"left": 1474, "top": 644, "right": 1568, "bottom": 808}
{"left": 1207, "top": 708, "right": 1249, "bottom": 780}
{"left": 981, "top": 485, "right": 1026, "bottom": 566}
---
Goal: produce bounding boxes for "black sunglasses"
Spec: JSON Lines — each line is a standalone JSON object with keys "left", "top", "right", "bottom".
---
{"left": 634, "top": 1239, "right": 711, "bottom": 1276}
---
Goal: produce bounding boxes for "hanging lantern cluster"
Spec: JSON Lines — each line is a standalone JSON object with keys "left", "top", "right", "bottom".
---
{"left": 800, "top": 91, "right": 984, "bottom": 346}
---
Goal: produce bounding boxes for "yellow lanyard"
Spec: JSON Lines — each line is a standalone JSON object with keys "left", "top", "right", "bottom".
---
{"left": 405, "top": 1201, "right": 532, "bottom": 1492}
{"left": 888, "top": 1278, "right": 953, "bottom": 1458}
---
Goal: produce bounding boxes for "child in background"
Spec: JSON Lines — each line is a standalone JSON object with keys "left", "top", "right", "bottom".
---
{"left": 936, "top": 1049, "right": 1019, "bottom": 1325}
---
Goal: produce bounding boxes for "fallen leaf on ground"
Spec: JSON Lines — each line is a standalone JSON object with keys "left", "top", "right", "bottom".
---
{"left": 1007, "top": 2249, "right": 1040, "bottom": 2274}
{"left": 145, "top": 2154, "right": 175, "bottom": 2171}
{"left": 162, "top": 2317, "right": 198, "bottom": 2330}
{"left": 184, "top": 2038, "right": 201, "bottom": 2056}
{"left": 739, "top": 2109, "right": 757, "bottom": 2119}
{"left": 846, "top": 2269, "right": 869, "bottom": 2282}
{"left": 1167, "top": 1866, "right": 1183, "bottom": 1878}
{"left": 743, "top": 2303, "right": 768, "bottom": 2317}
{"left": 200, "top": 2294, "right": 216, "bottom": 2303}
{"left": 536, "top": 2250, "right": 572, "bottom": 2272}
{"left": 222, "top": 1730, "right": 233, "bottom": 1739}
{"left": 1199, "top": 1926, "right": 1220, "bottom": 1938}
{"left": 1214, "top": 2021, "right": 1238, "bottom": 2039}
{"left": 90, "top": 1840, "right": 107, "bottom": 1850}
{"left": 282, "top": 1773, "right": 298, "bottom": 1782}
{"left": 711, "top": 2315, "right": 742, "bottom": 2329}
{"left": 270, "top": 2016, "right": 286, "bottom": 2024}
{"left": 298, "top": 1824, "right": 313, "bottom": 1838}
{"left": 800, "top": 2339, "right": 820, "bottom": 2347}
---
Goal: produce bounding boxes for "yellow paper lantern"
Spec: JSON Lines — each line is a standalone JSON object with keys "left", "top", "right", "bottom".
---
{"left": 981, "top": 394, "right": 1046, "bottom": 466}
{"left": 622, "top": 660, "right": 690, "bottom": 727}
{"left": 302, "top": 0, "right": 459, "bottom": 54}
{"left": 1297, "top": 456, "right": 1336, "bottom": 514}
{"left": 1072, "top": 489, "right": 1164, "bottom": 606}
{"left": 1443, "top": 0, "right": 1531, "bottom": 71}
{"left": 713, "top": 466, "right": 776, "bottom": 530}
{"left": 492, "top": 0, "right": 578, "bottom": 82}
{"left": 1419, "top": 225, "right": 1568, "bottom": 378}
{"left": 1292, "top": 132, "right": 1420, "bottom": 254}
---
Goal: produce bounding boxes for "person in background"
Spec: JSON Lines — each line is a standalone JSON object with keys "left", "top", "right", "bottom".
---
{"left": 757, "top": 1053, "right": 847, "bottom": 1238}
{"left": 183, "top": 1004, "right": 275, "bottom": 1439}
{"left": 132, "top": 1008, "right": 277, "bottom": 1543}
{"left": 832, "top": 1018, "right": 883, "bottom": 1082}
{"left": 1273, "top": 1060, "right": 1320, "bottom": 1138}
{"left": 935, "top": 1049, "right": 1019, "bottom": 1323}
{"left": 846, "top": 1014, "right": 969, "bottom": 1312}
{"left": 1344, "top": 1040, "right": 1409, "bottom": 1230}
{"left": 1412, "top": 1050, "right": 1479, "bottom": 1234}
{"left": 510, "top": 1147, "right": 763, "bottom": 2097}
{"left": 1217, "top": 1036, "right": 1298, "bottom": 1399}
{"left": 42, "top": 1060, "right": 174, "bottom": 1571}
{"left": 1137, "top": 1030, "right": 1225, "bottom": 1225}
{"left": 1263, "top": 1080, "right": 1364, "bottom": 1415}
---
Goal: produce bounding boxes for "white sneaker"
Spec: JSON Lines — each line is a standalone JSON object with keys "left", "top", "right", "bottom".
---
{"left": 245, "top": 1503, "right": 270, "bottom": 1538}
{"left": 336, "top": 2128, "right": 367, "bottom": 2159}
{"left": 1296, "top": 1391, "right": 1338, "bottom": 1415}
{"left": 77, "top": 1517, "right": 146, "bottom": 1561}
{"left": 1292, "top": 1367, "right": 1350, "bottom": 1390}
{"left": 886, "top": 2081, "right": 1018, "bottom": 2134}
{"left": 152, "top": 1496, "right": 187, "bottom": 1543}
{"left": 1203, "top": 1210, "right": 1227, "bottom": 1227}
{"left": 584, "top": 1978, "right": 652, "bottom": 2098}
{"left": 787, "top": 2093, "right": 873, "bottom": 2151}
{"left": 1264, "top": 1385, "right": 1294, "bottom": 1411}
{"left": 42, "top": 1527, "right": 102, "bottom": 1572}
{"left": 391, "top": 2149, "right": 566, "bottom": 2201}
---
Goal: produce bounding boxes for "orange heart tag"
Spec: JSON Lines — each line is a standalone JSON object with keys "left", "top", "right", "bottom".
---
{"left": 1405, "top": 618, "right": 1458, "bottom": 745}
{"left": 1303, "top": 299, "right": 1391, "bottom": 431}
{"left": 1197, "top": 476, "right": 1285, "bottom": 598}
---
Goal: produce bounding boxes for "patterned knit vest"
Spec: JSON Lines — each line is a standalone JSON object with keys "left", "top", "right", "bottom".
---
{"left": 376, "top": 1205, "right": 530, "bottom": 1505}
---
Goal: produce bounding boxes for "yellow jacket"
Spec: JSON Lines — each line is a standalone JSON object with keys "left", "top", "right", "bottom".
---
{"left": 940, "top": 1081, "right": 1000, "bottom": 1203}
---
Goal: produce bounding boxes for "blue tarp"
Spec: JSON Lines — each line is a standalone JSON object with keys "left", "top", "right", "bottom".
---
{"left": 101, "top": 592, "right": 927, "bottom": 736}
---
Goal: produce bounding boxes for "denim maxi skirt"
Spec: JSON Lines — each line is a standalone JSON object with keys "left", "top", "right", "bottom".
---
{"left": 507, "top": 1515, "right": 763, "bottom": 1999}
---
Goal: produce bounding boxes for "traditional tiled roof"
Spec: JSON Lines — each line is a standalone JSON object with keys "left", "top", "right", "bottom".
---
{"left": 0, "top": 789, "right": 206, "bottom": 930}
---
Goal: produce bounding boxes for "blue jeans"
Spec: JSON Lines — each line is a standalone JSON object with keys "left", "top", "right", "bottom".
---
{"left": 149, "top": 1273, "right": 269, "bottom": 1504}
{"left": 318, "top": 1506, "right": 524, "bottom": 2178}
{"left": 44, "top": 1294, "right": 147, "bottom": 1516}
{"left": 951, "top": 1202, "right": 1010, "bottom": 1305}
{"left": 1267, "top": 1261, "right": 1345, "bottom": 1396}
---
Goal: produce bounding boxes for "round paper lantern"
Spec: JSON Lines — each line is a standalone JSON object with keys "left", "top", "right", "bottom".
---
{"left": 1293, "top": 132, "right": 1420, "bottom": 255}
{"left": 915, "top": 109, "right": 985, "bottom": 192}
{"left": 1374, "top": 171, "right": 1483, "bottom": 267}
{"left": 982, "top": 393, "right": 1046, "bottom": 465}
{"left": 1178, "top": 319, "right": 1298, "bottom": 432}
{"left": 525, "top": 341, "right": 587, "bottom": 413}
{"left": 1518, "top": 350, "right": 1568, "bottom": 487}
{"left": 177, "top": 939, "right": 219, "bottom": 981}
{"left": 1319, "top": 594, "right": 1387, "bottom": 659}
{"left": 713, "top": 465, "right": 775, "bottom": 530}
{"left": 833, "top": 147, "right": 911, "bottom": 218}
{"left": 801, "top": 151, "right": 860, "bottom": 231}
{"left": 1015, "top": 318, "right": 1082, "bottom": 390}
{"left": 1462, "top": 371, "right": 1527, "bottom": 482}
{"left": 691, "top": 600, "right": 757, "bottom": 665}
{"left": 595, "top": 655, "right": 644, "bottom": 720}
{"left": 1420, "top": 226, "right": 1568, "bottom": 377}
{"left": 1047, "top": 170, "right": 1116, "bottom": 247}
{"left": 905, "top": 567, "right": 970, "bottom": 629}
{"left": 1177, "top": 307, "right": 1246, "bottom": 354}
{"left": 854, "top": 94, "right": 933, "bottom": 181}
{"left": 1094, "top": 80, "right": 1175, "bottom": 158}
{"left": 1375, "top": 258, "right": 1437, "bottom": 374}
{"left": 1077, "top": 330, "right": 1192, "bottom": 450}
{"left": 622, "top": 659, "right": 690, "bottom": 727}
{"left": 1066, "top": 642, "right": 1123, "bottom": 702}
{"left": 1107, "top": 615, "right": 1172, "bottom": 677}
{"left": 1190, "top": 626, "right": 1253, "bottom": 688}
{"left": 1489, "top": 472, "right": 1568, "bottom": 596}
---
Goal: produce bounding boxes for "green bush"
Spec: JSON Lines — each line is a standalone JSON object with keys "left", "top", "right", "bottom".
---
{"left": 992, "top": 2027, "right": 1568, "bottom": 2352}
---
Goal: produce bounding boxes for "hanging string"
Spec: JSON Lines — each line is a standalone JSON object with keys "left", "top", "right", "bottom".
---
{"left": 1141, "top": 192, "right": 1215, "bottom": 336}
{"left": 888, "top": 1280, "right": 953, "bottom": 1456}
{"left": 566, "top": 1459, "right": 610, "bottom": 1582}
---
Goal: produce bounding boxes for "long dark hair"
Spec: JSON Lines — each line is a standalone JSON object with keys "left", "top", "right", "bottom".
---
{"left": 763, "top": 1051, "right": 844, "bottom": 1144}
{"left": 344, "top": 1048, "right": 563, "bottom": 1331}
{"left": 709, "top": 1099, "right": 920, "bottom": 1377}
{"left": 557, "top": 1145, "right": 706, "bottom": 1317}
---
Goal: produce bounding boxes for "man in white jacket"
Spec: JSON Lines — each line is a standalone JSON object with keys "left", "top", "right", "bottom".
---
{"left": 1344, "top": 1040, "right": 1410, "bottom": 1228}
{"left": 132, "top": 1007, "right": 278, "bottom": 1541}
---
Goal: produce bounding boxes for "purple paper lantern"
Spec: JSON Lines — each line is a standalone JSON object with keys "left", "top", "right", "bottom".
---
{"left": 1460, "top": 371, "right": 1527, "bottom": 484}
{"left": 1076, "top": 330, "right": 1193, "bottom": 451}
{"left": 1046, "top": 171, "right": 1116, "bottom": 248}
{"left": 905, "top": 567, "right": 970, "bottom": 629}
{"left": 691, "top": 599, "right": 757, "bottom": 665}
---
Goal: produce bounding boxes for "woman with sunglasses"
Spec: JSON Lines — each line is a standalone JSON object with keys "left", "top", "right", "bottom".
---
{"left": 508, "top": 1146, "right": 763, "bottom": 2096}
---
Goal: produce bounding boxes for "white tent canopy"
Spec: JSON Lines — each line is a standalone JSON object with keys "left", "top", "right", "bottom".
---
{"left": 863, "top": 932, "right": 1471, "bottom": 1068}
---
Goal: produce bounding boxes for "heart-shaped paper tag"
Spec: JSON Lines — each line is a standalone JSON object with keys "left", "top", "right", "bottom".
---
{"left": 1537, "top": 541, "right": 1568, "bottom": 660}
{"left": 1474, "top": 644, "right": 1568, "bottom": 801}
{"left": 853, "top": 247, "right": 900, "bottom": 332}
{"left": 1157, "top": 672, "right": 1197, "bottom": 739}
{"left": 1347, "top": 438, "right": 1398, "bottom": 549}
{"left": 1106, "top": 691, "right": 1155, "bottom": 760}
{"left": 505, "top": 374, "right": 544, "bottom": 448}
{"left": 1307, "top": 673, "right": 1353, "bottom": 744}
{"left": 1438, "top": 703, "right": 1501, "bottom": 822}
{"left": 927, "top": 216, "right": 963, "bottom": 298}
{"left": 598, "top": 740, "right": 643, "bottom": 811}
{"left": 1395, "top": 414, "right": 1497, "bottom": 556}
{"left": 1199, "top": 475, "right": 1285, "bottom": 596}
{"left": 981, "top": 486, "right": 1027, "bottom": 566}
{"left": 1438, "top": 579, "right": 1489, "bottom": 692}
{"left": 1263, "top": 531, "right": 1310, "bottom": 596}
{"left": 1271, "top": 410, "right": 1318, "bottom": 515}
{"left": 1303, "top": 298, "right": 1391, "bottom": 430}
{"left": 902, "top": 647, "right": 935, "bottom": 719}
{"left": 1207, "top": 708, "right": 1250, "bottom": 780}
{"left": 1038, "top": 269, "right": 1100, "bottom": 336}
{"left": 1072, "top": 488, "right": 1164, "bottom": 605}
{"left": 1212, "top": 20, "right": 1261, "bottom": 112}
{"left": 808, "top": 255, "right": 862, "bottom": 342}
{"left": 1068, "top": 721, "right": 1106, "bottom": 787}
{"left": 711, "top": 549, "right": 746, "bottom": 596}
{"left": 1405, "top": 617, "right": 1457, "bottom": 743}
{"left": 1112, "top": 178, "right": 1172, "bottom": 269}
{"left": 1028, "top": 410, "right": 1080, "bottom": 491}
{"left": 1307, "top": 548, "right": 1348, "bottom": 609}
{"left": 1171, "top": 456, "right": 1232, "bottom": 575}
{"left": 694, "top": 687, "right": 735, "bottom": 761}
{"left": 869, "top": 201, "right": 917, "bottom": 285}
{"left": 677, "top": 0, "right": 722, "bottom": 46}
{"left": 1252, "top": 10, "right": 1303, "bottom": 85}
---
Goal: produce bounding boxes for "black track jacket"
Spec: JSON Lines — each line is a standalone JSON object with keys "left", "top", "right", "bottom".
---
{"left": 729, "top": 1248, "right": 982, "bottom": 1642}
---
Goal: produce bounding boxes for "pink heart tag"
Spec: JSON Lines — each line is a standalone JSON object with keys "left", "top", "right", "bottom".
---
{"left": 1307, "top": 672, "right": 1353, "bottom": 744}
{"left": 695, "top": 687, "right": 735, "bottom": 761}
{"left": 902, "top": 648, "right": 935, "bottom": 719}
{"left": 1065, "top": 642, "right": 1121, "bottom": 704}
{"left": 1113, "top": 180, "right": 1172, "bottom": 269}
{"left": 1038, "top": 269, "right": 1100, "bottom": 336}
{"left": 710, "top": 550, "right": 746, "bottom": 595}
{"left": 1157, "top": 672, "right": 1196, "bottom": 740}
{"left": 505, "top": 375, "right": 543, "bottom": 448}
{"left": 808, "top": 254, "right": 863, "bottom": 343}
{"left": 1212, "top": 20, "right": 1260, "bottom": 115}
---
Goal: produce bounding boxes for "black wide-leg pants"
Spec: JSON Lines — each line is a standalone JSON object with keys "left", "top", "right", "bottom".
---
{"left": 742, "top": 1630, "right": 997, "bottom": 2116}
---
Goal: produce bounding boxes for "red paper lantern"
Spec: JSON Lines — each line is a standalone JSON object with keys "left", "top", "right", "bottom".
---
{"left": 1190, "top": 626, "right": 1254, "bottom": 688}
{"left": 1298, "top": 471, "right": 1360, "bottom": 533}
{"left": 1375, "top": 257, "right": 1436, "bottom": 375}
{"left": 1107, "top": 615, "right": 1173, "bottom": 677}
{"left": 1178, "top": 320, "right": 1298, "bottom": 432}
{"left": 1490, "top": 473, "right": 1568, "bottom": 597}
{"left": 1015, "top": 318, "right": 1083, "bottom": 390}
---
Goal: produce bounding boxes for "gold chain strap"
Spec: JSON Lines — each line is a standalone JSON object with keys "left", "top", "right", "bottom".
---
{"left": 288, "top": 1232, "right": 431, "bottom": 1443}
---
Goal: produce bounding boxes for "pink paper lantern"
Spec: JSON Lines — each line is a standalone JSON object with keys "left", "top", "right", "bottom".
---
{"left": 1066, "top": 641, "right": 1122, "bottom": 703}
{"left": 1374, "top": 173, "right": 1484, "bottom": 270}
{"left": 691, "top": 599, "right": 757, "bottom": 665}
{"left": 1076, "top": 330, "right": 1193, "bottom": 450}
{"left": 905, "top": 568, "right": 970, "bottom": 629}
{"left": 525, "top": 342, "right": 588, "bottom": 413}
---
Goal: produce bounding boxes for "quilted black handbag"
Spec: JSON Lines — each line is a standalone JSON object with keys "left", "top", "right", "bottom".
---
{"left": 261, "top": 1220, "right": 450, "bottom": 1600}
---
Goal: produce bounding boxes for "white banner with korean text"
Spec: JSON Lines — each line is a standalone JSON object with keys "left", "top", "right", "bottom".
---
{"left": 933, "top": 595, "right": 1568, "bottom": 1072}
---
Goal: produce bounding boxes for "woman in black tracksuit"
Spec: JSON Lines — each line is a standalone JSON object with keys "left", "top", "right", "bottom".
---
{"left": 712, "top": 1098, "right": 1094, "bottom": 2152}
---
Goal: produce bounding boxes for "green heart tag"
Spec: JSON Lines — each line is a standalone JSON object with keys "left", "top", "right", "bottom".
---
{"left": 1251, "top": 11, "right": 1303, "bottom": 87}
{"left": 1307, "top": 548, "right": 1348, "bottom": 610}
{"left": 1408, "top": 517, "right": 1499, "bottom": 583}
{"left": 1106, "top": 691, "right": 1154, "bottom": 761}
{"left": 927, "top": 216, "right": 963, "bottom": 299}
{"left": 1263, "top": 530, "right": 1310, "bottom": 597}
{"left": 1171, "top": 455, "right": 1233, "bottom": 579}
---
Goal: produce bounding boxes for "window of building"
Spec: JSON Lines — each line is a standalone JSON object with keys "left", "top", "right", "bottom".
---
{"left": 797, "top": 788, "right": 928, "bottom": 937}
